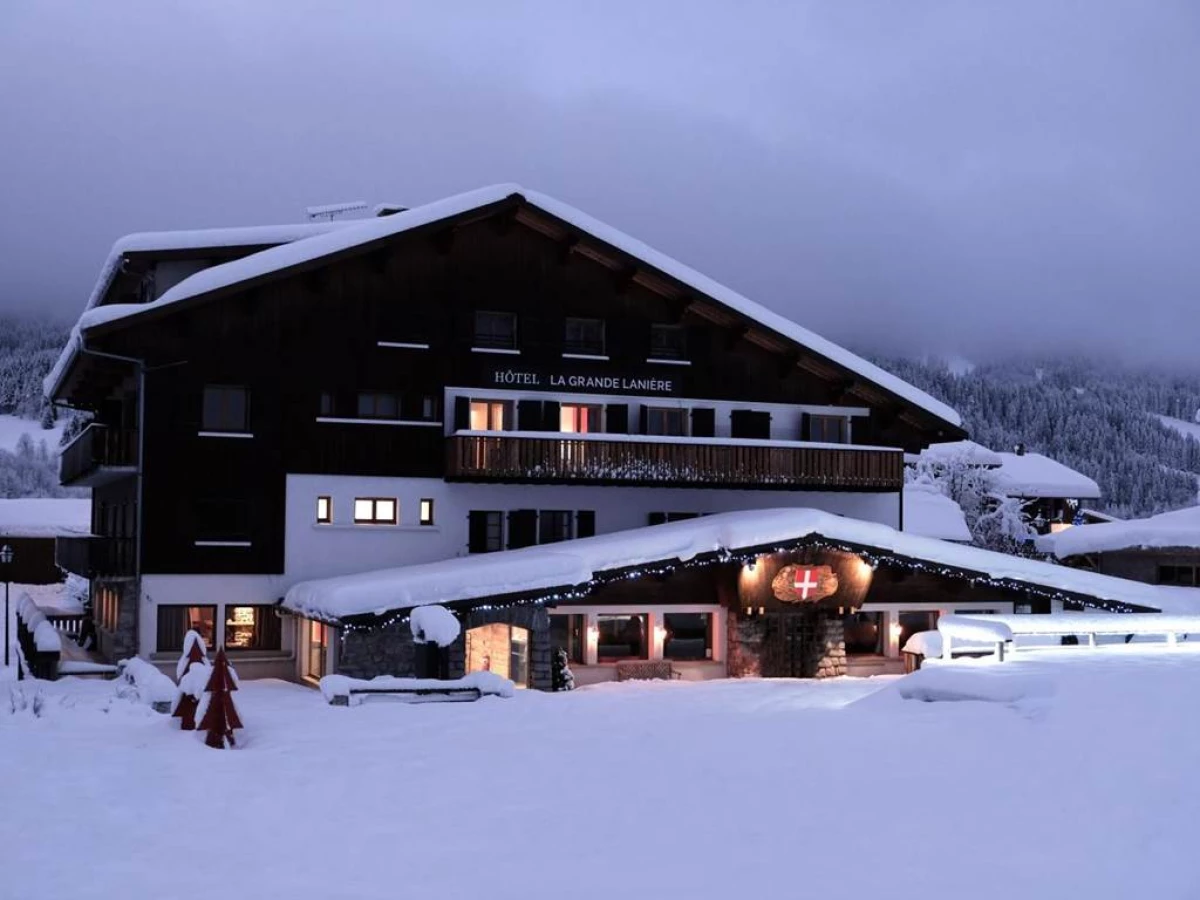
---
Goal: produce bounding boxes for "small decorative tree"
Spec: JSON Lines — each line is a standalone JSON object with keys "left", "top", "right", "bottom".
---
{"left": 172, "top": 630, "right": 209, "bottom": 731}
{"left": 197, "top": 648, "right": 242, "bottom": 749}
{"left": 551, "top": 647, "right": 575, "bottom": 692}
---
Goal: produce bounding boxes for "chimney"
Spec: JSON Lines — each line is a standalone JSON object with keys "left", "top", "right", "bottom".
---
{"left": 1014, "top": 442, "right": 1026, "bottom": 456}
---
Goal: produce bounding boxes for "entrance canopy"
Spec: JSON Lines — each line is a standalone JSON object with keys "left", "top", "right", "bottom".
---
{"left": 282, "top": 508, "right": 1200, "bottom": 627}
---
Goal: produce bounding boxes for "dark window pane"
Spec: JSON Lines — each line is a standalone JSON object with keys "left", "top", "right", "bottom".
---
{"left": 596, "top": 614, "right": 648, "bottom": 661}
{"left": 202, "top": 385, "right": 249, "bottom": 432}
{"left": 646, "top": 408, "right": 686, "bottom": 436}
{"left": 538, "top": 510, "right": 573, "bottom": 545}
{"left": 474, "top": 311, "right": 517, "bottom": 349}
{"left": 549, "top": 614, "right": 585, "bottom": 664}
{"left": 843, "top": 611, "right": 882, "bottom": 655}
{"left": 156, "top": 605, "right": 216, "bottom": 653}
{"left": 564, "top": 318, "right": 605, "bottom": 355}
{"left": 195, "top": 500, "right": 249, "bottom": 541}
{"left": 663, "top": 613, "right": 712, "bottom": 660}
{"left": 649, "top": 324, "right": 687, "bottom": 359}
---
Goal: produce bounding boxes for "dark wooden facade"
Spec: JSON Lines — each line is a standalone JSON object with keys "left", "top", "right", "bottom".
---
{"left": 55, "top": 195, "right": 962, "bottom": 585}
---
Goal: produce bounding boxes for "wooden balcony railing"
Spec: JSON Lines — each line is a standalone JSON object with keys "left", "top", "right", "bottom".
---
{"left": 446, "top": 433, "right": 903, "bottom": 490}
{"left": 60, "top": 424, "right": 138, "bottom": 487}
{"left": 56, "top": 535, "right": 136, "bottom": 578}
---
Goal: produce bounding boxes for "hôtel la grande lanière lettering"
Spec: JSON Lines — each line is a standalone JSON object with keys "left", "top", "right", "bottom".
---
{"left": 488, "top": 366, "right": 677, "bottom": 395}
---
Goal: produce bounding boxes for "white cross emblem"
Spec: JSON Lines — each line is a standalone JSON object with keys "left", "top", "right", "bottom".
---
{"left": 794, "top": 568, "right": 820, "bottom": 600}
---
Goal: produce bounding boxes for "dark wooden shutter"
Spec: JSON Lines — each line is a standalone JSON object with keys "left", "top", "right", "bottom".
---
{"left": 517, "top": 400, "right": 543, "bottom": 431}
{"left": 576, "top": 510, "right": 596, "bottom": 538}
{"left": 800, "top": 413, "right": 811, "bottom": 441}
{"left": 690, "top": 407, "right": 716, "bottom": 438}
{"left": 605, "top": 404, "right": 628, "bottom": 433}
{"left": 454, "top": 396, "right": 470, "bottom": 431}
{"left": 507, "top": 509, "right": 538, "bottom": 549}
{"left": 648, "top": 512, "right": 667, "bottom": 526}
{"left": 731, "top": 410, "right": 771, "bottom": 439}
{"left": 468, "top": 511, "right": 491, "bottom": 553}
{"left": 639, "top": 404, "right": 650, "bottom": 434}
{"left": 542, "top": 400, "right": 561, "bottom": 432}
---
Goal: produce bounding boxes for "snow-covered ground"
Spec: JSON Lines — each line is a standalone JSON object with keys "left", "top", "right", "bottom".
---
{"left": 0, "top": 414, "right": 64, "bottom": 454}
{"left": 1156, "top": 414, "right": 1200, "bottom": 442}
{"left": 3, "top": 645, "right": 1200, "bottom": 899}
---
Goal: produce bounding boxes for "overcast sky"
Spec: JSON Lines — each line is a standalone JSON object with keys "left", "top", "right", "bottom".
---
{"left": 2, "top": 1, "right": 1197, "bottom": 366}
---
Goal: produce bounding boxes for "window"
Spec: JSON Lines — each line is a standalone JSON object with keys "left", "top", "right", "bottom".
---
{"left": 319, "top": 391, "right": 334, "bottom": 417}
{"left": 306, "top": 620, "right": 329, "bottom": 680}
{"left": 509, "top": 627, "right": 530, "bottom": 687}
{"left": 644, "top": 407, "right": 687, "bottom": 436}
{"left": 316, "top": 496, "right": 332, "bottom": 524}
{"left": 538, "top": 510, "right": 573, "bottom": 545}
{"left": 649, "top": 324, "right": 687, "bottom": 360}
{"left": 474, "top": 311, "right": 517, "bottom": 350}
{"left": 469, "top": 400, "right": 510, "bottom": 431}
{"left": 564, "top": 318, "right": 605, "bottom": 355}
{"left": 357, "top": 392, "right": 400, "bottom": 420}
{"left": 663, "top": 613, "right": 713, "bottom": 660}
{"left": 1158, "top": 565, "right": 1198, "bottom": 586}
{"left": 225, "top": 605, "right": 282, "bottom": 652}
{"left": 156, "top": 606, "right": 216, "bottom": 653}
{"left": 808, "top": 415, "right": 848, "bottom": 444}
{"left": 420, "top": 396, "right": 440, "bottom": 421}
{"left": 195, "top": 499, "right": 249, "bottom": 542}
{"left": 898, "top": 611, "right": 937, "bottom": 652}
{"left": 354, "top": 498, "right": 397, "bottom": 524}
{"left": 469, "top": 511, "right": 505, "bottom": 553}
{"left": 202, "top": 385, "right": 249, "bottom": 432}
{"left": 843, "top": 611, "right": 882, "bottom": 656}
{"left": 419, "top": 498, "right": 435, "bottom": 526}
{"left": 549, "top": 614, "right": 585, "bottom": 664}
{"left": 560, "top": 404, "right": 602, "bottom": 433}
{"left": 596, "top": 614, "right": 649, "bottom": 661}
{"left": 464, "top": 623, "right": 530, "bottom": 687}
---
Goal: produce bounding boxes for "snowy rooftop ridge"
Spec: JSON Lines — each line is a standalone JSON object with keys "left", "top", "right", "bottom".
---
{"left": 282, "top": 507, "right": 1197, "bottom": 623}
{"left": 42, "top": 220, "right": 355, "bottom": 399}
{"left": 989, "top": 451, "right": 1101, "bottom": 500}
{"left": 49, "top": 184, "right": 961, "bottom": 429}
{"left": 1039, "top": 504, "right": 1200, "bottom": 558}
{"left": 0, "top": 498, "right": 92, "bottom": 537}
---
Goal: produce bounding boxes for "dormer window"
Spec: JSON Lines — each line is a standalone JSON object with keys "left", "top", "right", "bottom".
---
{"left": 474, "top": 311, "right": 518, "bottom": 351}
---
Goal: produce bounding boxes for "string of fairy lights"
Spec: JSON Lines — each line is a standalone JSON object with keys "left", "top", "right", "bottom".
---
{"left": 321, "top": 535, "right": 1142, "bottom": 640}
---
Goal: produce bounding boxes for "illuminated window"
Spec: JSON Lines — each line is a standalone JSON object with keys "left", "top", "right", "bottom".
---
{"left": 224, "top": 605, "right": 283, "bottom": 651}
{"left": 156, "top": 606, "right": 216, "bottom": 653}
{"left": 464, "top": 623, "right": 530, "bottom": 687}
{"left": 469, "top": 401, "right": 508, "bottom": 431}
{"left": 316, "top": 496, "right": 331, "bottom": 524}
{"left": 419, "top": 498, "right": 435, "bottom": 526}
{"left": 354, "top": 498, "right": 397, "bottom": 524}
{"left": 560, "top": 404, "right": 602, "bottom": 433}
{"left": 306, "top": 620, "right": 328, "bottom": 680}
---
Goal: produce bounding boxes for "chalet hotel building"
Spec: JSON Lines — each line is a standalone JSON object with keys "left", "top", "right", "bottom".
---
{"left": 47, "top": 185, "right": 966, "bottom": 684}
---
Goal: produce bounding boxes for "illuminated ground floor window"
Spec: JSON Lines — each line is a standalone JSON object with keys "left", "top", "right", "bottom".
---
{"left": 306, "top": 620, "right": 329, "bottom": 680}
{"left": 464, "top": 623, "right": 530, "bottom": 687}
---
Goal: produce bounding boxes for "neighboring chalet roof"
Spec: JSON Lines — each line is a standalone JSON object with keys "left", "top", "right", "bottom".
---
{"left": 1039, "top": 505, "right": 1200, "bottom": 558}
{"left": 48, "top": 185, "right": 962, "bottom": 433}
{"left": 0, "top": 498, "right": 91, "bottom": 538}
{"left": 911, "top": 440, "right": 1004, "bottom": 467}
{"left": 43, "top": 221, "right": 355, "bottom": 400}
{"left": 989, "top": 452, "right": 1101, "bottom": 500}
{"left": 902, "top": 485, "right": 972, "bottom": 542}
{"left": 282, "top": 507, "right": 1192, "bottom": 624}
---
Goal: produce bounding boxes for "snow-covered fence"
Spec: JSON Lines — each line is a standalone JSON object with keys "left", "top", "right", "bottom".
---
{"left": 937, "top": 615, "right": 1013, "bottom": 662}
{"left": 960, "top": 613, "right": 1200, "bottom": 652}
{"left": 14, "top": 593, "right": 61, "bottom": 680}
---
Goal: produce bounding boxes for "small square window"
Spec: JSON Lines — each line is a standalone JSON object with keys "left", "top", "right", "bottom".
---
{"left": 202, "top": 385, "right": 250, "bottom": 432}
{"left": 564, "top": 318, "right": 605, "bottom": 355}
{"left": 474, "top": 311, "right": 517, "bottom": 350}
{"left": 316, "top": 496, "right": 332, "bottom": 524}
{"left": 645, "top": 407, "right": 687, "bottom": 436}
{"left": 354, "top": 498, "right": 397, "bottom": 524}
{"left": 319, "top": 391, "right": 334, "bottom": 417}
{"left": 357, "top": 392, "right": 400, "bottom": 420}
{"left": 649, "top": 324, "right": 687, "bottom": 360}
{"left": 419, "top": 499, "right": 435, "bottom": 526}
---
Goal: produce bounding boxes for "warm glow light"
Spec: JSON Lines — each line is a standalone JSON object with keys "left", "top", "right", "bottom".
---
{"left": 1049, "top": 522, "right": 1073, "bottom": 534}
{"left": 586, "top": 625, "right": 599, "bottom": 644}
{"left": 889, "top": 621, "right": 903, "bottom": 639}
{"left": 654, "top": 625, "right": 668, "bottom": 642}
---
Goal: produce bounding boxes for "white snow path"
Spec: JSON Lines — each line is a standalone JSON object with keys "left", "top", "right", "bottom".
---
{"left": 3, "top": 650, "right": 1200, "bottom": 899}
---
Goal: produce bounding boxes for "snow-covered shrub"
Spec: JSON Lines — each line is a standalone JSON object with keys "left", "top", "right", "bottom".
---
{"left": 115, "top": 658, "right": 178, "bottom": 710}
{"left": 552, "top": 647, "right": 575, "bottom": 691}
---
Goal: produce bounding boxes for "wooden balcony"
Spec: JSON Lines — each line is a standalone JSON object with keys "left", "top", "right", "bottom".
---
{"left": 60, "top": 424, "right": 138, "bottom": 487}
{"left": 446, "top": 433, "right": 903, "bottom": 491}
{"left": 55, "top": 535, "right": 136, "bottom": 578}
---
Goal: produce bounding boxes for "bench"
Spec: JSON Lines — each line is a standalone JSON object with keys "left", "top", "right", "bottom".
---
{"left": 328, "top": 686, "right": 483, "bottom": 707}
{"left": 615, "top": 660, "right": 681, "bottom": 682}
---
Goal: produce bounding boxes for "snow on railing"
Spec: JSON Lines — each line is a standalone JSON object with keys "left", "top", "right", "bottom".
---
{"left": 937, "top": 615, "right": 1013, "bottom": 661}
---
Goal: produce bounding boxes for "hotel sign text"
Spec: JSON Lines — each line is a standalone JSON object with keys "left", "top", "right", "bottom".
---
{"left": 487, "top": 366, "right": 678, "bottom": 396}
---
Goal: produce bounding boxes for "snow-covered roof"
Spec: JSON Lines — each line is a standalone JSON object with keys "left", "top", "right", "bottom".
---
{"left": 52, "top": 184, "right": 961, "bottom": 429}
{"left": 282, "top": 507, "right": 1192, "bottom": 623}
{"left": 43, "top": 221, "right": 353, "bottom": 399}
{"left": 988, "top": 452, "right": 1101, "bottom": 500}
{"left": 1040, "top": 505, "right": 1200, "bottom": 558}
{"left": 902, "top": 485, "right": 972, "bottom": 542}
{"left": 0, "top": 498, "right": 91, "bottom": 538}
{"left": 915, "top": 440, "right": 1004, "bottom": 467}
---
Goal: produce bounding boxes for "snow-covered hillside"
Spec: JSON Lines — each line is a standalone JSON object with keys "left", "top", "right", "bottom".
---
{"left": 0, "top": 414, "right": 64, "bottom": 455}
{"left": 1156, "top": 414, "right": 1200, "bottom": 442}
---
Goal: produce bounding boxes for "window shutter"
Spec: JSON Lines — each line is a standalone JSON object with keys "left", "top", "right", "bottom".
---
{"left": 517, "top": 400, "right": 543, "bottom": 431}
{"left": 690, "top": 407, "right": 716, "bottom": 438}
{"left": 648, "top": 512, "right": 667, "bottom": 526}
{"left": 639, "top": 404, "right": 650, "bottom": 434}
{"left": 605, "top": 404, "right": 628, "bottom": 434}
{"left": 468, "top": 511, "right": 491, "bottom": 553}
{"left": 575, "top": 510, "right": 596, "bottom": 538}
{"left": 800, "top": 413, "right": 811, "bottom": 441}
{"left": 541, "top": 400, "right": 561, "bottom": 432}
{"left": 507, "top": 509, "right": 538, "bottom": 549}
{"left": 454, "top": 396, "right": 470, "bottom": 431}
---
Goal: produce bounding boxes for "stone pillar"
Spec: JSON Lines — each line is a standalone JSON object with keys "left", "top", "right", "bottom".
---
{"left": 814, "top": 615, "right": 847, "bottom": 679}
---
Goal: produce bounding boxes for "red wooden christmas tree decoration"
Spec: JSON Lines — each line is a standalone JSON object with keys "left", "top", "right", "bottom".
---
{"left": 198, "top": 647, "right": 243, "bottom": 749}
{"left": 171, "top": 633, "right": 208, "bottom": 730}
